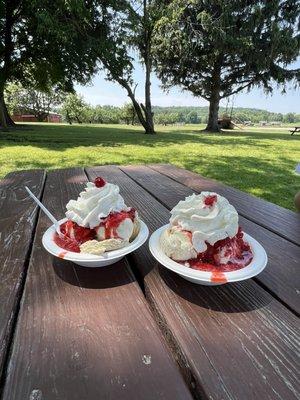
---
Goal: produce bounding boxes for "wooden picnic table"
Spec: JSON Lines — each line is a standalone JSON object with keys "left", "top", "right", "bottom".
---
{"left": 0, "top": 164, "right": 299, "bottom": 400}
{"left": 290, "top": 126, "right": 300, "bottom": 135}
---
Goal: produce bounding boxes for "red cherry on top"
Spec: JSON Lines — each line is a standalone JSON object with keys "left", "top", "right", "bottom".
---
{"left": 204, "top": 194, "right": 217, "bottom": 206}
{"left": 94, "top": 177, "right": 106, "bottom": 188}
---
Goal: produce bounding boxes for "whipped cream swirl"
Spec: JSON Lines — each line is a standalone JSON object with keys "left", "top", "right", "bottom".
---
{"left": 66, "top": 182, "right": 128, "bottom": 228}
{"left": 170, "top": 191, "right": 238, "bottom": 252}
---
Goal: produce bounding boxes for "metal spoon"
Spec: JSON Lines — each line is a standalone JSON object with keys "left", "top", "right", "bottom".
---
{"left": 25, "top": 186, "right": 65, "bottom": 238}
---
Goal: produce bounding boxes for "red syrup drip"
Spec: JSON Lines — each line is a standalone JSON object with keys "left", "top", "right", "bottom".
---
{"left": 98, "top": 208, "right": 136, "bottom": 239}
{"left": 58, "top": 251, "right": 68, "bottom": 259}
{"left": 211, "top": 271, "right": 227, "bottom": 284}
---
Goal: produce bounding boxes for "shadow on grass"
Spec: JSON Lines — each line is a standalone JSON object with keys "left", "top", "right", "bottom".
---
{"left": 0, "top": 124, "right": 298, "bottom": 153}
{"left": 1, "top": 123, "right": 299, "bottom": 210}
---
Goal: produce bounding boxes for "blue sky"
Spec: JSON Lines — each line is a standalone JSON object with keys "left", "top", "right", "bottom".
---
{"left": 75, "top": 58, "right": 300, "bottom": 113}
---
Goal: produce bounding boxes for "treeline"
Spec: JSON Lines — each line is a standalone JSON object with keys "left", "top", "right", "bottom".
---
{"left": 60, "top": 95, "right": 300, "bottom": 125}
{"left": 7, "top": 86, "right": 299, "bottom": 126}
{"left": 153, "top": 106, "right": 300, "bottom": 124}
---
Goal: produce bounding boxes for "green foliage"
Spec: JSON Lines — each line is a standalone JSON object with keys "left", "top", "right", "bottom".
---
{"left": 155, "top": 112, "right": 179, "bottom": 125}
{"left": 0, "top": 1, "right": 107, "bottom": 92}
{"left": 152, "top": 106, "right": 300, "bottom": 124}
{"left": 186, "top": 111, "right": 200, "bottom": 124}
{"left": 152, "top": 0, "right": 300, "bottom": 130}
{"left": 61, "top": 94, "right": 88, "bottom": 124}
{"left": 153, "top": 0, "right": 300, "bottom": 98}
{"left": 283, "top": 112, "right": 296, "bottom": 123}
{"left": 120, "top": 103, "right": 136, "bottom": 125}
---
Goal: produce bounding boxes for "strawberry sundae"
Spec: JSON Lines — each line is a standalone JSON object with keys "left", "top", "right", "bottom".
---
{"left": 54, "top": 177, "right": 140, "bottom": 255}
{"left": 160, "top": 192, "right": 253, "bottom": 273}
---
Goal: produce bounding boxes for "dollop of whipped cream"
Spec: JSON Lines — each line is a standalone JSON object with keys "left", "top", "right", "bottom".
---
{"left": 169, "top": 191, "right": 238, "bottom": 253}
{"left": 66, "top": 181, "right": 129, "bottom": 228}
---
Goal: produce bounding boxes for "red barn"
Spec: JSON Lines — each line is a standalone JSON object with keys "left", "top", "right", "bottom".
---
{"left": 12, "top": 113, "right": 62, "bottom": 123}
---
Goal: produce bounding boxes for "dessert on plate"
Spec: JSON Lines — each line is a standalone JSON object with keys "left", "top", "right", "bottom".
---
{"left": 160, "top": 192, "right": 253, "bottom": 272}
{"left": 54, "top": 177, "right": 140, "bottom": 255}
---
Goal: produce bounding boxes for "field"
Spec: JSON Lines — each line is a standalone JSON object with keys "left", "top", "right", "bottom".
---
{"left": 0, "top": 123, "right": 299, "bottom": 210}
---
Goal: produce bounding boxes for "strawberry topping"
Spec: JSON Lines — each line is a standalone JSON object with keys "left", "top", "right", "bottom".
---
{"left": 54, "top": 221, "right": 96, "bottom": 253}
{"left": 54, "top": 234, "right": 80, "bottom": 253}
{"left": 60, "top": 220, "right": 96, "bottom": 243}
{"left": 204, "top": 194, "right": 217, "bottom": 206}
{"left": 181, "top": 227, "right": 253, "bottom": 272}
{"left": 97, "top": 208, "right": 136, "bottom": 239}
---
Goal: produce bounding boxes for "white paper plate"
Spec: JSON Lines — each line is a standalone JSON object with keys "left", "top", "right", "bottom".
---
{"left": 149, "top": 225, "right": 268, "bottom": 285}
{"left": 42, "top": 218, "right": 149, "bottom": 267}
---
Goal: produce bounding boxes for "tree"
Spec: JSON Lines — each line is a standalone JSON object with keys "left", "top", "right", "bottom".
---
{"left": 4, "top": 83, "right": 23, "bottom": 115}
{"left": 186, "top": 111, "right": 200, "bottom": 124}
{"left": 61, "top": 94, "right": 88, "bottom": 124}
{"left": 88, "top": 0, "right": 161, "bottom": 134}
{"left": 283, "top": 112, "right": 296, "bottom": 123}
{"left": 155, "top": 111, "right": 179, "bottom": 125}
{"left": 120, "top": 103, "right": 136, "bottom": 125}
{"left": 5, "top": 83, "right": 65, "bottom": 121}
{"left": 0, "top": 1, "right": 119, "bottom": 129}
{"left": 153, "top": 0, "right": 300, "bottom": 132}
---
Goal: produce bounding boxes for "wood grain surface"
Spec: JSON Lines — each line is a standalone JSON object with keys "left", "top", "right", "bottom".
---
{"left": 2, "top": 168, "right": 192, "bottom": 400}
{"left": 86, "top": 165, "right": 300, "bottom": 400}
{"left": 121, "top": 165, "right": 300, "bottom": 315}
{"left": 0, "top": 170, "right": 45, "bottom": 378}
{"left": 149, "top": 164, "right": 300, "bottom": 246}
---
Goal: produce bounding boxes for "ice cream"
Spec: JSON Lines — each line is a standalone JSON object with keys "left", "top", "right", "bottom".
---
{"left": 54, "top": 177, "right": 140, "bottom": 254}
{"left": 160, "top": 192, "right": 253, "bottom": 271}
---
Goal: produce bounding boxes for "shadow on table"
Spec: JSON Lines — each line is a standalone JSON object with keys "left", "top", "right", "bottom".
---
{"left": 52, "top": 258, "right": 134, "bottom": 289}
{"left": 157, "top": 265, "right": 272, "bottom": 313}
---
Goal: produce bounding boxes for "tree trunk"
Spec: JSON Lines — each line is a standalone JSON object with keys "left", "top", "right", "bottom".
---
{"left": 0, "top": 92, "right": 15, "bottom": 129}
{"left": 205, "top": 91, "right": 220, "bottom": 132}
{"left": 141, "top": 0, "right": 155, "bottom": 135}
{"left": 143, "top": 55, "right": 155, "bottom": 134}
{"left": 112, "top": 74, "right": 154, "bottom": 134}
{"left": 124, "top": 84, "right": 150, "bottom": 132}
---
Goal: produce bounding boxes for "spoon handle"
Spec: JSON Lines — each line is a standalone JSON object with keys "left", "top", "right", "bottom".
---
{"left": 25, "top": 186, "right": 59, "bottom": 226}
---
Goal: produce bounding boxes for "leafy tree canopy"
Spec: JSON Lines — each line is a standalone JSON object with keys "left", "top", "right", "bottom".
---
{"left": 0, "top": 0, "right": 123, "bottom": 127}
{"left": 61, "top": 93, "right": 88, "bottom": 124}
{"left": 152, "top": 0, "right": 300, "bottom": 131}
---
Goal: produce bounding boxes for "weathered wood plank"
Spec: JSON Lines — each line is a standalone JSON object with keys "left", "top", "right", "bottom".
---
{"left": 2, "top": 168, "right": 192, "bottom": 400}
{"left": 149, "top": 164, "right": 300, "bottom": 246}
{"left": 86, "top": 165, "right": 300, "bottom": 400}
{"left": 0, "top": 170, "right": 45, "bottom": 378}
{"left": 122, "top": 165, "right": 300, "bottom": 315}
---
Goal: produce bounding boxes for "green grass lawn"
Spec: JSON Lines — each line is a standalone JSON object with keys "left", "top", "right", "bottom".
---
{"left": 1, "top": 122, "right": 299, "bottom": 210}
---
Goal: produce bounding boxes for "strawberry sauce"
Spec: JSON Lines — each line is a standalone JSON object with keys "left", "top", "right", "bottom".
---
{"left": 53, "top": 208, "right": 136, "bottom": 252}
{"left": 98, "top": 208, "right": 136, "bottom": 239}
{"left": 181, "top": 227, "right": 253, "bottom": 280}
{"left": 54, "top": 233, "right": 81, "bottom": 252}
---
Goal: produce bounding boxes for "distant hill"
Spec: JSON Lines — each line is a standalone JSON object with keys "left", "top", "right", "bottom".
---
{"left": 152, "top": 106, "right": 300, "bottom": 123}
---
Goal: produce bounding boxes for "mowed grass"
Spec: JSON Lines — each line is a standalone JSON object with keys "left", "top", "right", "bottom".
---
{"left": 1, "top": 122, "right": 299, "bottom": 210}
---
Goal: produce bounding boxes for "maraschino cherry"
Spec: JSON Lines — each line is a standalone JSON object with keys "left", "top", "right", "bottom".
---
{"left": 94, "top": 177, "right": 106, "bottom": 188}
